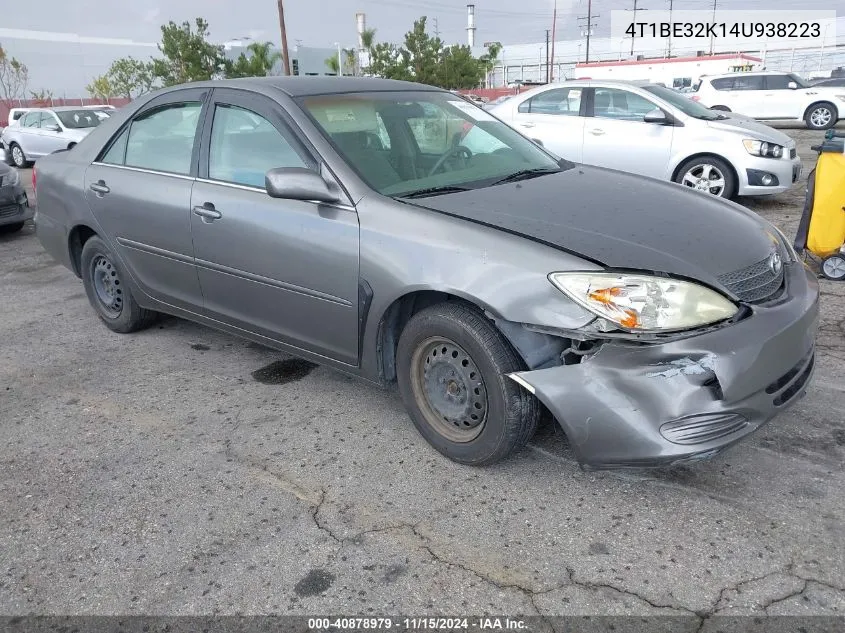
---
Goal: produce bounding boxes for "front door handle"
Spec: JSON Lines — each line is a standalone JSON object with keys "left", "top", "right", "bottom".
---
{"left": 519, "top": 122, "right": 536, "bottom": 128}
{"left": 193, "top": 203, "right": 222, "bottom": 223}
{"left": 89, "top": 180, "right": 110, "bottom": 196}
{"left": 589, "top": 128, "right": 605, "bottom": 136}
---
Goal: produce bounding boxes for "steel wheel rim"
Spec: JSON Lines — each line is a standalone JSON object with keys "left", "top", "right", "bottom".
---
{"left": 811, "top": 107, "right": 832, "bottom": 127}
{"left": 11, "top": 146, "right": 23, "bottom": 166}
{"left": 91, "top": 254, "right": 123, "bottom": 317}
{"left": 410, "top": 336, "right": 488, "bottom": 443}
{"left": 823, "top": 256, "right": 845, "bottom": 279}
{"left": 681, "top": 163, "right": 726, "bottom": 196}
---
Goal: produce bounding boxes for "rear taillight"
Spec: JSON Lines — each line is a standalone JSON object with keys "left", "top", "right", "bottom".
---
{"left": 31, "top": 164, "right": 36, "bottom": 203}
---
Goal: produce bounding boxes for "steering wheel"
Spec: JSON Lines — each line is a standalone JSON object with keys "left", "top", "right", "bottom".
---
{"left": 427, "top": 145, "right": 473, "bottom": 177}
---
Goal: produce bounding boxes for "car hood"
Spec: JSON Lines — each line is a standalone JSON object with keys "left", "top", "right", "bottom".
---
{"left": 407, "top": 166, "right": 779, "bottom": 291}
{"left": 63, "top": 128, "right": 94, "bottom": 142}
{"left": 704, "top": 114, "right": 794, "bottom": 146}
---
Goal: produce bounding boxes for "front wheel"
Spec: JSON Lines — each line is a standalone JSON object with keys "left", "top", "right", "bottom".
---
{"left": 675, "top": 156, "right": 736, "bottom": 199}
{"left": 396, "top": 302, "right": 540, "bottom": 466}
{"left": 821, "top": 254, "right": 845, "bottom": 280}
{"left": 80, "top": 235, "right": 157, "bottom": 332}
{"left": 805, "top": 103, "right": 836, "bottom": 130}
{"left": 9, "top": 143, "right": 27, "bottom": 168}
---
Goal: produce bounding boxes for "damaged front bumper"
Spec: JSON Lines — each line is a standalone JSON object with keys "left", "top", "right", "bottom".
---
{"left": 510, "top": 263, "right": 820, "bottom": 469}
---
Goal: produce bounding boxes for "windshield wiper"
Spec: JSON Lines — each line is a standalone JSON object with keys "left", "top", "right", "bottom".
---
{"left": 491, "top": 167, "right": 560, "bottom": 186}
{"left": 398, "top": 185, "right": 473, "bottom": 199}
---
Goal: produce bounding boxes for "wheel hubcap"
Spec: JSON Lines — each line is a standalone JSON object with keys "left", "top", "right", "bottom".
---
{"left": 12, "top": 147, "right": 23, "bottom": 165}
{"left": 681, "top": 163, "right": 726, "bottom": 196}
{"left": 811, "top": 108, "right": 832, "bottom": 127}
{"left": 823, "top": 256, "right": 845, "bottom": 279}
{"left": 91, "top": 255, "right": 123, "bottom": 316}
{"left": 411, "top": 337, "right": 488, "bottom": 443}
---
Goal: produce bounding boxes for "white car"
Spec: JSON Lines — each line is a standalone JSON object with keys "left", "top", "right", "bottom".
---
{"left": 490, "top": 79, "right": 802, "bottom": 199}
{"left": 691, "top": 72, "right": 845, "bottom": 130}
{"left": 1, "top": 107, "right": 104, "bottom": 167}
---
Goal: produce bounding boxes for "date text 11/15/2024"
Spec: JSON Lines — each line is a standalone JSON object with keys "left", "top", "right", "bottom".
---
{"left": 308, "top": 617, "right": 528, "bottom": 630}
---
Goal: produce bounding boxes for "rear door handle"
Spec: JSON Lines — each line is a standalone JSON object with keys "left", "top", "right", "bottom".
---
{"left": 193, "top": 203, "right": 222, "bottom": 223}
{"left": 518, "top": 121, "right": 536, "bottom": 128}
{"left": 89, "top": 181, "right": 110, "bottom": 196}
{"left": 589, "top": 128, "right": 605, "bottom": 136}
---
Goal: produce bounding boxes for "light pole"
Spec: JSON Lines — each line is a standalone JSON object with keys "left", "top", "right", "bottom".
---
{"left": 818, "top": 23, "right": 831, "bottom": 72}
{"left": 334, "top": 42, "right": 343, "bottom": 77}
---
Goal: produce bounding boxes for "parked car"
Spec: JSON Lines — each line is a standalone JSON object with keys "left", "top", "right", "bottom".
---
{"left": 489, "top": 79, "right": 802, "bottom": 199}
{"left": 1, "top": 107, "right": 104, "bottom": 167}
{"left": 33, "top": 77, "right": 818, "bottom": 469}
{"left": 691, "top": 71, "right": 845, "bottom": 130}
{"left": 0, "top": 163, "right": 32, "bottom": 233}
{"left": 5, "top": 107, "right": 34, "bottom": 128}
{"left": 483, "top": 95, "right": 514, "bottom": 110}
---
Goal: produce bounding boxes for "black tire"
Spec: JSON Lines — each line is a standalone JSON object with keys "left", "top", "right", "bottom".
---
{"left": 674, "top": 155, "right": 737, "bottom": 199}
{"left": 396, "top": 302, "right": 540, "bottom": 466}
{"left": 80, "top": 235, "right": 157, "bottom": 333}
{"left": 9, "top": 143, "right": 27, "bottom": 168}
{"left": 805, "top": 102, "right": 837, "bottom": 130}
{"left": 710, "top": 105, "right": 731, "bottom": 112}
{"left": 0, "top": 222, "right": 25, "bottom": 234}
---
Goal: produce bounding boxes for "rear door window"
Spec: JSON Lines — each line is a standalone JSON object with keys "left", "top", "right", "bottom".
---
{"left": 124, "top": 102, "right": 202, "bottom": 175}
{"left": 518, "top": 88, "right": 583, "bottom": 115}
{"left": 731, "top": 76, "right": 765, "bottom": 91}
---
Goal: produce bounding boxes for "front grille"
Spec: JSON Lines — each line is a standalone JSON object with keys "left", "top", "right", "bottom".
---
{"left": 0, "top": 204, "right": 21, "bottom": 219}
{"left": 767, "top": 348, "right": 815, "bottom": 407}
{"left": 718, "top": 254, "right": 785, "bottom": 303}
{"left": 789, "top": 148, "right": 797, "bottom": 159}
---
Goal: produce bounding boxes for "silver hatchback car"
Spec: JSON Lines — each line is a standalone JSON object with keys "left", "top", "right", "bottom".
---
{"left": 1, "top": 107, "right": 104, "bottom": 167}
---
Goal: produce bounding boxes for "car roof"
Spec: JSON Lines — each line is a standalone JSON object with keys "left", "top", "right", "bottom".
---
{"left": 704, "top": 71, "right": 788, "bottom": 79}
{"left": 533, "top": 79, "right": 655, "bottom": 89}
{"left": 158, "top": 76, "right": 445, "bottom": 97}
{"left": 21, "top": 106, "right": 107, "bottom": 113}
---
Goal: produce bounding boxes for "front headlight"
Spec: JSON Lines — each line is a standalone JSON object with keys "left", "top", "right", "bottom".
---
{"left": 549, "top": 272, "right": 739, "bottom": 332}
{"left": 2, "top": 168, "right": 20, "bottom": 187}
{"left": 769, "top": 224, "right": 798, "bottom": 263}
{"left": 743, "top": 139, "right": 784, "bottom": 158}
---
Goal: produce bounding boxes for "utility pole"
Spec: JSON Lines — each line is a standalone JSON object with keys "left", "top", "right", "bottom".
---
{"left": 549, "top": 0, "right": 558, "bottom": 82}
{"left": 577, "top": 0, "right": 598, "bottom": 64}
{"left": 709, "top": 0, "right": 717, "bottom": 55}
{"left": 545, "top": 29, "right": 550, "bottom": 83}
{"left": 277, "top": 0, "right": 292, "bottom": 75}
{"left": 629, "top": 0, "right": 638, "bottom": 56}
{"left": 667, "top": 0, "right": 673, "bottom": 58}
{"left": 433, "top": 17, "right": 440, "bottom": 39}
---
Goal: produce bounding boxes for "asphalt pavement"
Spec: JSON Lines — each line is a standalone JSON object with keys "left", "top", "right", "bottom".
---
{"left": 0, "top": 127, "right": 843, "bottom": 628}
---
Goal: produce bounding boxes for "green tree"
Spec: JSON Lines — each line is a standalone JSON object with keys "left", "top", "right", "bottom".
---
{"left": 361, "top": 18, "right": 493, "bottom": 89}
{"left": 324, "top": 55, "right": 340, "bottom": 76}
{"left": 151, "top": 18, "right": 227, "bottom": 86}
{"left": 86, "top": 75, "right": 116, "bottom": 100}
{"left": 225, "top": 42, "right": 281, "bottom": 79}
{"left": 107, "top": 57, "right": 155, "bottom": 98}
{"left": 0, "top": 43, "right": 29, "bottom": 108}
{"left": 29, "top": 88, "right": 53, "bottom": 105}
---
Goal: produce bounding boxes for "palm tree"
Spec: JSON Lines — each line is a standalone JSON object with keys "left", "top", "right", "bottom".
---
{"left": 246, "top": 42, "right": 282, "bottom": 75}
{"left": 325, "top": 56, "right": 340, "bottom": 75}
{"left": 359, "top": 28, "right": 376, "bottom": 75}
{"left": 344, "top": 48, "right": 357, "bottom": 76}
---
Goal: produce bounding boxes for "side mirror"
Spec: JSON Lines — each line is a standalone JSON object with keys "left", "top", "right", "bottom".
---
{"left": 787, "top": 81, "right": 799, "bottom": 90}
{"left": 265, "top": 167, "right": 340, "bottom": 204}
{"left": 45, "top": 124, "right": 61, "bottom": 132}
{"left": 643, "top": 108, "right": 669, "bottom": 124}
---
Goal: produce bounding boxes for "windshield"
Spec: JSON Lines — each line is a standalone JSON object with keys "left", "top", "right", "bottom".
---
{"left": 642, "top": 84, "right": 725, "bottom": 120}
{"left": 56, "top": 110, "right": 103, "bottom": 129}
{"left": 301, "top": 91, "right": 563, "bottom": 197}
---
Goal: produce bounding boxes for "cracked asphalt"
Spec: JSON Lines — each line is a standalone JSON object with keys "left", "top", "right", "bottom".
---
{"left": 0, "top": 126, "right": 843, "bottom": 628}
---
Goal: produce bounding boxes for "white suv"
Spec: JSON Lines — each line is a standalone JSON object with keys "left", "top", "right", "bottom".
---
{"left": 692, "top": 72, "right": 845, "bottom": 130}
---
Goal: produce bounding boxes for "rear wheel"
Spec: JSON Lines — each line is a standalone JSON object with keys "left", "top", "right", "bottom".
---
{"left": 805, "top": 102, "right": 836, "bottom": 130}
{"left": 675, "top": 156, "right": 736, "bottom": 199}
{"left": 821, "top": 254, "right": 845, "bottom": 280}
{"left": 396, "top": 302, "right": 540, "bottom": 466}
{"left": 9, "top": 143, "right": 27, "bottom": 168}
{"left": 710, "top": 105, "right": 731, "bottom": 112}
{"left": 80, "top": 235, "right": 157, "bottom": 333}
